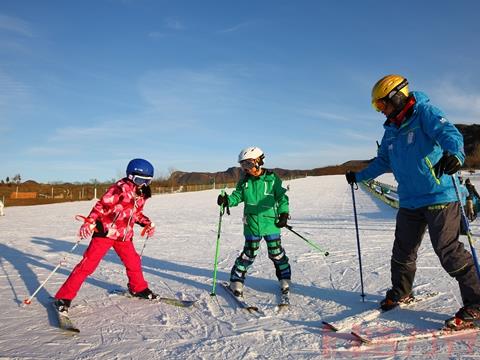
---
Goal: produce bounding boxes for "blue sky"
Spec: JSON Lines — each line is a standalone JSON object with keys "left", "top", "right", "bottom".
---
{"left": 1, "top": 0, "right": 479, "bottom": 183}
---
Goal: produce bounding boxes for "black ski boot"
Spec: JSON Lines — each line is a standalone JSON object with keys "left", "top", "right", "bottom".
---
{"left": 129, "top": 287, "right": 159, "bottom": 300}
{"left": 445, "top": 306, "right": 480, "bottom": 330}
{"left": 380, "top": 290, "right": 414, "bottom": 311}
{"left": 54, "top": 299, "right": 71, "bottom": 315}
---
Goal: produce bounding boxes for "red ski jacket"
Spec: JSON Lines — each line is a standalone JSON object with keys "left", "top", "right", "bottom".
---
{"left": 87, "top": 178, "right": 151, "bottom": 241}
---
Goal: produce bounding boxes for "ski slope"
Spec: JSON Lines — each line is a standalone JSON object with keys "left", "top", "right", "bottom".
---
{"left": 1, "top": 174, "right": 479, "bottom": 359}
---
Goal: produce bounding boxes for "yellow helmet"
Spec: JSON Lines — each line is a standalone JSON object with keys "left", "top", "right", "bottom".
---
{"left": 371, "top": 74, "right": 409, "bottom": 111}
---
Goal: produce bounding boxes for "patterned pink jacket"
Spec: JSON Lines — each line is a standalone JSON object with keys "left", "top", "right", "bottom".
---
{"left": 87, "top": 178, "right": 151, "bottom": 241}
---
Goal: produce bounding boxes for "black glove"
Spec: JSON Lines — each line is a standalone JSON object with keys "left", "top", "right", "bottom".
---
{"left": 275, "top": 213, "right": 289, "bottom": 228}
{"left": 217, "top": 194, "right": 229, "bottom": 207}
{"left": 345, "top": 171, "right": 357, "bottom": 185}
{"left": 433, "top": 153, "right": 462, "bottom": 178}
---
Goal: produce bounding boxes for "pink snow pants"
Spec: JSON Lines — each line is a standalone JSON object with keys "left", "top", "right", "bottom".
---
{"left": 55, "top": 237, "right": 148, "bottom": 300}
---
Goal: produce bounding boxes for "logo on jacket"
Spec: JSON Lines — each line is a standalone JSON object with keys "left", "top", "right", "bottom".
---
{"left": 407, "top": 131, "right": 415, "bottom": 144}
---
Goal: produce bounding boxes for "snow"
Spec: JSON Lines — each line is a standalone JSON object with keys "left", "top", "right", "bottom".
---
{"left": 1, "top": 174, "right": 480, "bottom": 359}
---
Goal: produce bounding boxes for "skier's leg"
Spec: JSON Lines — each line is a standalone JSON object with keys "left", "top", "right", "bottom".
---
{"left": 113, "top": 240, "right": 148, "bottom": 293}
{"left": 55, "top": 237, "right": 113, "bottom": 300}
{"left": 265, "top": 234, "right": 291, "bottom": 281}
{"left": 389, "top": 207, "right": 426, "bottom": 300}
{"left": 426, "top": 202, "right": 480, "bottom": 307}
{"left": 230, "top": 235, "right": 261, "bottom": 284}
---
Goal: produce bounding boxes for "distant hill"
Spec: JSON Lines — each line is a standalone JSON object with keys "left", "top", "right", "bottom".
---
{"left": 170, "top": 123, "right": 479, "bottom": 185}
{"left": 170, "top": 161, "right": 372, "bottom": 186}
{"left": 455, "top": 124, "right": 480, "bottom": 168}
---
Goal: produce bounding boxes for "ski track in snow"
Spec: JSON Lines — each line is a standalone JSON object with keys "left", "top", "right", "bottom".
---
{"left": 0, "top": 174, "right": 480, "bottom": 359}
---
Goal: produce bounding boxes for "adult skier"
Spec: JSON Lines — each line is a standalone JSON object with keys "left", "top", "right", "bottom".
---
{"left": 217, "top": 147, "right": 291, "bottom": 296}
{"left": 54, "top": 158, "right": 157, "bottom": 314}
{"left": 345, "top": 74, "right": 480, "bottom": 329}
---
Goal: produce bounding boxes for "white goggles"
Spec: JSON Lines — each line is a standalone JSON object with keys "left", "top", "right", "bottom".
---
{"left": 132, "top": 174, "right": 153, "bottom": 186}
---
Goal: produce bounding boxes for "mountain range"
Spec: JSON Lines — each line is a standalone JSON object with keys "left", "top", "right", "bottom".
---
{"left": 169, "top": 124, "right": 480, "bottom": 186}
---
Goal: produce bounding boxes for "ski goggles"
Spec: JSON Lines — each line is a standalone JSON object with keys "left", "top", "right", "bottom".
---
{"left": 372, "top": 98, "right": 388, "bottom": 112}
{"left": 239, "top": 159, "right": 256, "bottom": 171}
{"left": 372, "top": 78, "right": 408, "bottom": 112}
{"left": 132, "top": 174, "right": 153, "bottom": 187}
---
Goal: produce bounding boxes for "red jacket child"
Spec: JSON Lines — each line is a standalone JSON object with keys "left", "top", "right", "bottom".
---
{"left": 54, "top": 159, "right": 157, "bottom": 314}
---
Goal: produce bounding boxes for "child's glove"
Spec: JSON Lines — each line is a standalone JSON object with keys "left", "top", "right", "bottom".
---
{"left": 275, "top": 213, "right": 289, "bottom": 228}
{"left": 217, "top": 194, "right": 229, "bottom": 207}
{"left": 79, "top": 217, "right": 96, "bottom": 239}
{"left": 141, "top": 222, "right": 156, "bottom": 238}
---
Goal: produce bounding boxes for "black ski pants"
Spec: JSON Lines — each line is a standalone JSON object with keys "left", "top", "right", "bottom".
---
{"left": 390, "top": 202, "right": 480, "bottom": 307}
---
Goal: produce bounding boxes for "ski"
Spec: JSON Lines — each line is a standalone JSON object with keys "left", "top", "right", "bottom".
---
{"left": 108, "top": 289, "right": 197, "bottom": 308}
{"left": 322, "top": 291, "right": 439, "bottom": 333}
{"left": 52, "top": 302, "right": 80, "bottom": 334}
{"left": 221, "top": 282, "right": 259, "bottom": 313}
{"left": 349, "top": 325, "right": 480, "bottom": 346}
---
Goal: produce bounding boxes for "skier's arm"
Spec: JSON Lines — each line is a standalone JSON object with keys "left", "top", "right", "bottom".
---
{"left": 420, "top": 106, "right": 465, "bottom": 164}
{"left": 356, "top": 137, "right": 391, "bottom": 183}
{"left": 135, "top": 212, "right": 151, "bottom": 227}
{"left": 274, "top": 174, "right": 289, "bottom": 214}
{"left": 227, "top": 180, "right": 245, "bottom": 207}
{"left": 87, "top": 184, "right": 121, "bottom": 222}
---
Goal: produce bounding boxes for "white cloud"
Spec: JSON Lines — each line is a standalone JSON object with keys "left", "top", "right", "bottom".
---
{"left": 164, "top": 17, "right": 185, "bottom": 30}
{"left": 431, "top": 79, "right": 480, "bottom": 123}
{"left": 342, "top": 129, "right": 377, "bottom": 142}
{"left": 219, "top": 22, "right": 252, "bottom": 33}
{"left": 48, "top": 120, "right": 145, "bottom": 143}
{"left": 137, "top": 68, "right": 236, "bottom": 117}
{"left": 0, "top": 70, "right": 32, "bottom": 116}
{"left": 0, "top": 14, "right": 33, "bottom": 37}
{"left": 148, "top": 31, "right": 167, "bottom": 39}
{"left": 301, "top": 109, "right": 350, "bottom": 122}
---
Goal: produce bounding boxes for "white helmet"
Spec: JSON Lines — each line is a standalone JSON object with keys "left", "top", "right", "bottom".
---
{"left": 238, "top": 146, "right": 265, "bottom": 163}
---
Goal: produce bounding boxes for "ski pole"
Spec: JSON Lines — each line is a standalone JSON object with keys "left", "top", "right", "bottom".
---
{"left": 139, "top": 236, "right": 149, "bottom": 259}
{"left": 210, "top": 189, "right": 229, "bottom": 296}
{"left": 139, "top": 225, "right": 153, "bottom": 259}
{"left": 23, "top": 239, "right": 81, "bottom": 305}
{"left": 351, "top": 182, "right": 366, "bottom": 302}
{"left": 285, "top": 225, "right": 329, "bottom": 256}
{"left": 451, "top": 175, "right": 480, "bottom": 280}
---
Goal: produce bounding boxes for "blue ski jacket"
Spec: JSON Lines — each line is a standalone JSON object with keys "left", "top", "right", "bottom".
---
{"left": 356, "top": 91, "right": 465, "bottom": 209}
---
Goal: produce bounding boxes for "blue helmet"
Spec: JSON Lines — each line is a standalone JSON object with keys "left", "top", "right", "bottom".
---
{"left": 126, "top": 158, "right": 154, "bottom": 186}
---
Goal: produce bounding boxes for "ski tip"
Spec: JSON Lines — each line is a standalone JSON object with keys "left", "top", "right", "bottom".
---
{"left": 322, "top": 321, "right": 339, "bottom": 332}
{"left": 350, "top": 331, "right": 372, "bottom": 344}
{"left": 66, "top": 327, "right": 80, "bottom": 334}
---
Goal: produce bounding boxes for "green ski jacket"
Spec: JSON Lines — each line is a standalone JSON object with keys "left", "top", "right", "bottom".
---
{"left": 227, "top": 170, "right": 289, "bottom": 236}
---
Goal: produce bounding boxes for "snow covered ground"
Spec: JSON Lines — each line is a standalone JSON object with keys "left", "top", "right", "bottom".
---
{"left": 1, "top": 174, "right": 480, "bottom": 359}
